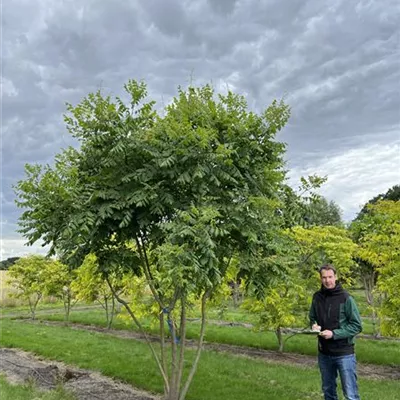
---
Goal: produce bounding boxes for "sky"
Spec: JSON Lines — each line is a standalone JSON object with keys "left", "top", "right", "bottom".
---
{"left": 1, "top": 0, "right": 399, "bottom": 260}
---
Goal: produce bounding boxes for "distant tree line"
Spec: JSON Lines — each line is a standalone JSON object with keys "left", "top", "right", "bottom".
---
{"left": 0, "top": 257, "right": 20, "bottom": 270}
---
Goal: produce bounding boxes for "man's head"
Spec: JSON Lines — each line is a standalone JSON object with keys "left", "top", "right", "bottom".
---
{"left": 319, "top": 264, "right": 337, "bottom": 289}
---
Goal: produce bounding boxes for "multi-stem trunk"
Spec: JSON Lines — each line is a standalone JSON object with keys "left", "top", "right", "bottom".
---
{"left": 177, "top": 290, "right": 209, "bottom": 400}
{"left": 28, "top": 293, "right": 41, "bottom": 320}
{"left": 105, "top": 276, "right": 170, "bottom": 394}
{"left": 167, "top": 297, "right": 188, "bottom": 400}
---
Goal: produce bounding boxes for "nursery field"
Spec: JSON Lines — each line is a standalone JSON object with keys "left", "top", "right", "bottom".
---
{"left": 1, "top": 301, "right": 399, "bottom": 400}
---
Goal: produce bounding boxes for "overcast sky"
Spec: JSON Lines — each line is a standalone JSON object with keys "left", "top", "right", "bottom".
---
{"left": 1, "top": 0, "right": 399, "bottom": 259}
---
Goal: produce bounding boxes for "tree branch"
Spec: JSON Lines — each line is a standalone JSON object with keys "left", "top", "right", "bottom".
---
{"left": 179, "top": 289, "right": 210, "bottom": 400}
{"left": 135, "top": 235, "right": 164, "bottom": 309}
{"left": 105, "top": 275, "right": 169, "bottom": 392}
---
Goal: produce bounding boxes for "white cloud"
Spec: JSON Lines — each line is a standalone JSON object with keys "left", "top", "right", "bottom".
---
{"left": 0, "top": 238, "right": 50, "bottom": 261}
{"left": 288, "top": 141, "right": 400, "bottom": 221}
{"left": 1, "top": 78, "right": 18, "bottom": 97}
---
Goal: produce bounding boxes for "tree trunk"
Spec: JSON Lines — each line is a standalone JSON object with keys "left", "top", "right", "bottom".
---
{"left": 105, "top": 276, "right": 170, "bottom": 394}
{"left": 175, "top": 299, "right": 187, "bottom": 399}
{"left": 276, "top": 327, "right": 284, "bottom": 352}
{"left": 108, "top": 295, "right": 115, "bottom": 329}
{"left": 232, "top": 282, "right": 240, "bottom": 308}
{"left": 104, "top": 296, "right": 110, "bottom": 328}
{"left": 168, "top": 311, "right": 178, "bottom": 400}
{"left": 363, "top": 273, "right": 380, "bottom": 336}
{"left": 29, "top": 293, "right": 41, "bottom": 320}
{"left": 178, "top": 290, "right": 209, "bottom": 400}
{"left": 64, "top": 293, "right": 71, "bottom": 322}
{"left": 160, "top": 310, "right": 168, "bottom": 396}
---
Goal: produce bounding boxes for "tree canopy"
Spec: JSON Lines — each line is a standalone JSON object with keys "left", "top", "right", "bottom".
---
{"left": 14, "top": 80, "right": 292, "bottom": 400}
{"left": 355, "top": 184, "right": 400, "bottom": 221}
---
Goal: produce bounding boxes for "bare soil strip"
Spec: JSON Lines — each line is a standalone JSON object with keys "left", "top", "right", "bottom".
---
{"left": 19, "top": 320, "right": 400, "bottom": 381}
{"left": 0, "top": 347, "right": 160, "bottom": 400}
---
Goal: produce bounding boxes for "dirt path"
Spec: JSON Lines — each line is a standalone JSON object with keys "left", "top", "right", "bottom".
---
{"left": 0, "top": 347, "right": 160, "bottom": 400}
{"left": 20, "top": 320, "right": 400, "bottom": 381}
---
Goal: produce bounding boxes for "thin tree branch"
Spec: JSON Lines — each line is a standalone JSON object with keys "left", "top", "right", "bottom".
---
{"left": 179, "top": 289, "right": 210, "bottom": 400}
{"left": 176, "top": 297, "right": 187, "bottom": 396}
{"left": 135, "top": 235, "right": 164, "bottom": 309}
{"left": 105, "top": 275, "right": 169, "bottom": 392}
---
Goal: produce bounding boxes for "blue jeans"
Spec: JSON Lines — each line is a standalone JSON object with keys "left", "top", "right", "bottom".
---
{"left": 318, "top": 353, "right": 360, "bottom": 400}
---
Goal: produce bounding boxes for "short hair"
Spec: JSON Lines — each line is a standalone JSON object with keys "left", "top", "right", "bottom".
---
{"left": 319, "top": 264, "right": 337, "bottom": 275}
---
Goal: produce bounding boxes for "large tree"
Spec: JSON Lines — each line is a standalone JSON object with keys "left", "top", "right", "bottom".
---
{"left": 352, "top": 200, "right": 400, "bottom": 336}
{"left": 306, "top": 196, "right": 342, "bottom": 226}
{"left": 15, "top": 81, "right": 290, "bottom": 400}
{"left": 351, "top": 186, "right": 400, "bottom": 335}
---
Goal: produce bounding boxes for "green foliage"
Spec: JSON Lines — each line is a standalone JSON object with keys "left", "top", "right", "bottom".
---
{"left": 72, "top": 254, "right": 128, "bottom": 327}
{"left": 7, "top": 255, "right": 75, "bottom": 321}
{"left": 14, "top": 80, "right": 291, "bottom": 400}
{"left": 353, "top": 200, "right": 400, "bottom": 336}
{"left": 355, "top": 184, "right": 400, "bottom": 220}
{"left": 14, "top": 149, "right": 81, "bottom": 256}
{"left": 7, "top": 255, "right": 50, "bottom": 319}
{"left": 289, "top": 225, "right": 358, "bottom": 287}
{"left": 279, "top": 175, "right": 328, "bottom": 228}
{"left": 243, "top": 281, "right": 309, "bottom": 350}
{"left": 306, "top": 197, "right": 343, "bottom": 226}
{"left": 42, "top": 260, "right": 77, "bottom": 321}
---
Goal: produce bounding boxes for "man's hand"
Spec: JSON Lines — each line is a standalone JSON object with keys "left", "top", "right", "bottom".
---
{"left": 312, "top": 323, "right": 321, "bottom": 332}
{"left": 319, "top": 330, "right": 333, "bottom": 339}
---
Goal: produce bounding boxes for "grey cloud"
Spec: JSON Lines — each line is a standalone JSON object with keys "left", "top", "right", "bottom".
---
{"left": 207, "top": 0, "right": 238, "bottom": 15}
{"left": 2, "top": 0, "right": 399, "bottom": 250}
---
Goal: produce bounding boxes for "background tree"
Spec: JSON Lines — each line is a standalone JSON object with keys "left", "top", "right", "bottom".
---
{"left": 72, "top": 254, "right": 126, "bottom": 328}
{"left": 15, "top": 81, "right": 291, "bottom": 400}
{"left": 289, "top": 225, "right": 358, "bottom": 290}
{"left": 7, "top": 255, "right": 51, "bottom": 319}
{"left": 355, "top": 184, "right": 400, "bottom": 220}
{"left": 306, "top": 197, "right": 343, "bottom": 226}
{"left": 0, "top": 257, "right": 21, "bottom": 270}
{"left": 351, "top": 189, "right": 400, "bottom": 336}
{"left": 243, "top": 239, "right": 309, "bottom": 353}
{"left": 279, "top": 175, "right": 328, "bottom": 228}
{"left": 352, "top": 200, "right": 400, "bottom": 336}
{"left": 43, "top": 260, "right": 77, "bottom": 322}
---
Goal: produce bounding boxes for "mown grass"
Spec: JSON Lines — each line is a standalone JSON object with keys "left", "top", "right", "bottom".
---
{"left": 0, "top": 375, "right": 75, "bottom": 400}
{"left": 1, "top": 319, "right": 400, "bottom": 400}
{"left": 0, "top": 302, "right": 100, "bottom": 315}
{"left": 33, "top": 308, "right": 400, "bottom": 366}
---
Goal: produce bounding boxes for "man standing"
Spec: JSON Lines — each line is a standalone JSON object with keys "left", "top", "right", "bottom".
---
{"left": 309, "top": 264, "right": 362, "bottom": 400}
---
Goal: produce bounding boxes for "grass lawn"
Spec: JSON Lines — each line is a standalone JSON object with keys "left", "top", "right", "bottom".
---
{"left": 0, "top": 375, "right": 75, "bottom": 400}
{"left": 1, "top": 319, "right": 400, "bottom": 400}
{"left": 34, "top": 308, "right": 400, "bottom": 366}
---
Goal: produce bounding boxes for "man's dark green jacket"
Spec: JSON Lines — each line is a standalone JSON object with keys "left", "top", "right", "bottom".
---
{"left": 309, "top": 282, "right": 362, "bottom": 356}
